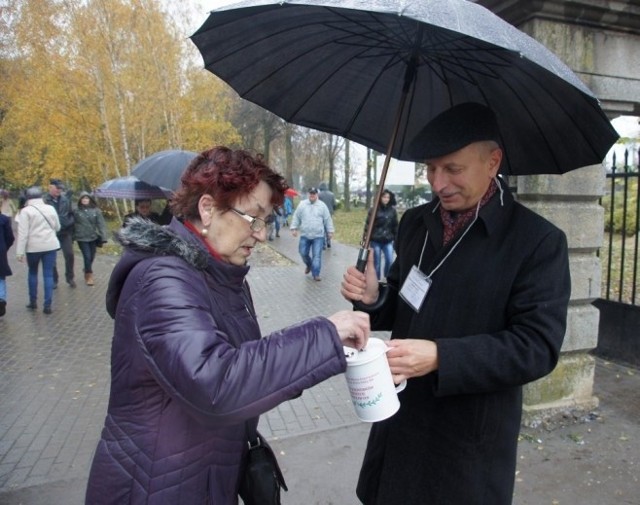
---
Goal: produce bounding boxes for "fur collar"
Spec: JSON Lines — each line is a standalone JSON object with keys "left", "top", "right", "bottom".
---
{"left": 115, "top": 216, "right": 208, "bottom": 270}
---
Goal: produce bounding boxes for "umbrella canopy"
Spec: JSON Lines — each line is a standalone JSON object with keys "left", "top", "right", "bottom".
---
{"left": 131, "top": 150, "right": 199, "bottom": 191}
{"left": 94, "top": 176, "right": 170, "bottom": 200}
{"left": 191, "top": 0, "right": 618, "bottom": 177}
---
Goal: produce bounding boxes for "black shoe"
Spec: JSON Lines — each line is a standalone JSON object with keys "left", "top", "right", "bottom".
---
{"left": 26, "top": 302, "right": 37, "bottom": 310}
{"left": 67, "top": 280, "right": 77, "bottom": 288}
{"left": 43, "top": 306, "right": 52, "bottom": 315}
{"left": 0, "top": 299, "right": 6, "bottom": 317}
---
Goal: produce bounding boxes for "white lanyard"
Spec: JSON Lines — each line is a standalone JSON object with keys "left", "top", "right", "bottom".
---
{"left": 400, "top": 200, "right": 480, "bottom": 313}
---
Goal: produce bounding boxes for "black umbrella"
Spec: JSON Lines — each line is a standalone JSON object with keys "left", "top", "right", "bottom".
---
{"left": 131, "top": 150, "right": 199, "bottom": 192}
{"left": 94, "top": 176, "right": 171, "bottom": 200}
{"left": 191, "top": 0, "right": 618, "bottom": 272}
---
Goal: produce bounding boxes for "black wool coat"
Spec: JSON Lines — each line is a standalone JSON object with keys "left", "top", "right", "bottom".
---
{"left": 356, "top": 182, "right": 570, "bottom": 505}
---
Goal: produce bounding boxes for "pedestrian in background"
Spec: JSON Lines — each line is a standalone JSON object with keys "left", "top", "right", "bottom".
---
{"left": 291, "top": 187, "right": 334, "bottom": 281}
{"left": 364, "top": 188, "right": 398, "bottom": 280}
{"left": 267, "top": 205, "right": 282, "bottom": 241}
{"left": 85, "top": 146, "right": 369, "bottom": 504}
{"left": 16, "top": 186, "right": 61, "bottom": 314}
{"left": 1, "top": 189, "right": 16, "bottom": 222}
{"left": 73, "top": 192, "right": 108, "bottom": 286}
{"left": 283, "top": 194, "right": 294, "bottom": 226}
{"left": 318, "top": 182, "right": 336, "bottom": 248}
{"left": 122, "top": 198, "right": 162, "bottom": 227}
{"left": 44, "top": 179, "right": 76, "bottom": 288}
{"left": 0, "top": 207, "right": 15, "bottom": 317}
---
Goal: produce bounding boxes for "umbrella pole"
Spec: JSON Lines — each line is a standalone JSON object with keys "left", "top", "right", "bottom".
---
{"left": 354, "top": 56, "right": 418, "bottom": 310}
{"left": 356, "top": 58, "right": 417, "bottom": 272}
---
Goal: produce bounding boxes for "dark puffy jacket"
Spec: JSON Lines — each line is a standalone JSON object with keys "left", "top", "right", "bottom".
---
{"left": 365, "top": 204, "right": 398, "bottom": 244}
{"left": 85, "top": 217, "right": 346, "bottom": 504}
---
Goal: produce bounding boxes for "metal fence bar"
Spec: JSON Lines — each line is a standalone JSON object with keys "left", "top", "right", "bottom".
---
{"left": 602, "top": 147, "right": 640, "bottom": 305}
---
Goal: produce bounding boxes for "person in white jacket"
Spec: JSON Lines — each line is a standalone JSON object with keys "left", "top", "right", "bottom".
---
{"left": 16, "top": 186, "right": 61, "bottom": 314}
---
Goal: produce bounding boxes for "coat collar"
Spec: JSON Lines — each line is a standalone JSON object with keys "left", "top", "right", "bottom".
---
{"left": 107, "top": 217, "right": 250, "bottom": 318}
{"left": 422, "top": 178, "right": 514, "bottom": 240}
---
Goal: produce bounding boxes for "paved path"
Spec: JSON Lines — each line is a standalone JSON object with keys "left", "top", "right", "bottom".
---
{"left": 0, "top": 229, "right": 638, "bottom": 504}
{"left": 0, "top": 230, "right": 372, "bottom": 500}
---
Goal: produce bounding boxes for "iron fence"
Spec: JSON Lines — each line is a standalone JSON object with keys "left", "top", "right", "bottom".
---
{"left": 600, "top": 147, "right": 640, "bottom": 305}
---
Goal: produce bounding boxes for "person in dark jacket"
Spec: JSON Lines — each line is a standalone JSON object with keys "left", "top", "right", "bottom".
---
{"left": 0, "top": 209, "right": 15, "bottom": 316}
{"left": 364, "top": 188, "right": 398, "bottom": 279}
{"left": 122, "top": 198, "right": 163, "bottom": 227}
{"left": 73, "top": 192, "right": 108, "bottom": 286}
{"left": 341, "top": 103, "right": 571, "bottom": 505}
{"left": 85, "top": 146, "right": 370, "bottom": 505}
{"left": 44, "top": 178, "right": 76, "bottom": 288}
{"left": 318, "top": 182, "right": 336, "bottom": 248}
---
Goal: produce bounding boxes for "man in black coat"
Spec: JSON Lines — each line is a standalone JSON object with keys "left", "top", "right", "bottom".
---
{"left": 341, "top": 103, "right": 571, "bottom": 504}
{"left": 44, "top": 179, "right": 76, "bottom": 288}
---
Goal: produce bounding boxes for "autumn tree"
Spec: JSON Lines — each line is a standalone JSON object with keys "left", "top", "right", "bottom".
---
{"left": 0, "top": 0, "right": 240, "bottom": 193}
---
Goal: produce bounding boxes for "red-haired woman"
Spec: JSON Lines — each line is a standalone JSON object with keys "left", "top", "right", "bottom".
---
{"left": 85, "top": 146, "right": 370, "bottom": 504}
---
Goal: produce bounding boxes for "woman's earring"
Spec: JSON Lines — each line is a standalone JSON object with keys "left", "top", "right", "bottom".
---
{"left": 201, "top": 228, "right": 208, "bottom": 237}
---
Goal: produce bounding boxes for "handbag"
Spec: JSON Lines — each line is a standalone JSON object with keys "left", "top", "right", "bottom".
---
{"left": 239, "top": 428, "right": 288, "bottom": 505}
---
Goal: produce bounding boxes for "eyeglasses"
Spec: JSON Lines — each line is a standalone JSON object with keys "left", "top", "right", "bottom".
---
{"left": 230, "top": 207, "right": 274, "bottom": 232}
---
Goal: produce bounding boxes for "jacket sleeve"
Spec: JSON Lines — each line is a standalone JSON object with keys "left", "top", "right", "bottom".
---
{"left": 97, "top": 210, "right": 108, "bottom": 241}
{"left": 51, "top": 210, "right": 61, "bottom": 232}
{"left": 129, "top": 259, "right": 347, "bottom": 427}
{"left": 16, "top": 211, "right": 29, "bottom": 256}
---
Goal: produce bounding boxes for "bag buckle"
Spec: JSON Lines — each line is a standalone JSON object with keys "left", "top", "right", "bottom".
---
{"left": 247, "top": 435, "right": 262, "bottom": 450}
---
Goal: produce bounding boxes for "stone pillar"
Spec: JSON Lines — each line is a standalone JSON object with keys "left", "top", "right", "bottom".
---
{"left": 517, "top": 169, "right": 602, "bottom": 423}
{"left": 473, "top": 0, "right": 640, "bottom": 423}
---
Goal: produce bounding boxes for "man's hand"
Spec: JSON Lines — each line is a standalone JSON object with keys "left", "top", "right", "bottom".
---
{"left": 385, "top": 339, "right": 439, "bottom": 384}
{"left": 340, "top": 250, "right": 379, "bottom": 305}
{"left": 291, "top": 229, "right": 298, "bottom": 237}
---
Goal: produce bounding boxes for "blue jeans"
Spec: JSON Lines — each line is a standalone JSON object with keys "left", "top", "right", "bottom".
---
{"left": 26, "top": 250, "right": 57, "bottom": 307}
{"left": 0, "top": 276, "right": 6, "bottom": 301}
{"left": 371, "top": 241, "right": 394, "bottom": 280}
{"left": 298, "top": 236, "right": 324, "bottom": 278}
{"left": 77, "top": 240, "right": 97, "bottom": 273}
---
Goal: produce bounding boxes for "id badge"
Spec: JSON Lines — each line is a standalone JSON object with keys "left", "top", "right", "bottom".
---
{"left": 399, "top": 265, "right": 432, "bottom": 313}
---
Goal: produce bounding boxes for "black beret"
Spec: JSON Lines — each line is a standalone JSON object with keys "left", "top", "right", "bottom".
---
{"left": 408, "top": 103, "right": 501, "bottom": 160}
{"left": 49, "top": 178, "right": 64, "bottom": 188}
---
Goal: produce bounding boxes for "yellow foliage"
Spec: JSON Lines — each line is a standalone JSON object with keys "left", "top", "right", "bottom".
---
{"left": 0, "top": 0, "right": 240, "bottom": 192}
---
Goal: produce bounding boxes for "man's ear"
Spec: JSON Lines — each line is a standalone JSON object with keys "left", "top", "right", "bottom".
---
{"left": 489, "top": 147, "right": 503, "bottom": 177}
{"left": 198, "top": 194, "right": 215, "bottom": 226}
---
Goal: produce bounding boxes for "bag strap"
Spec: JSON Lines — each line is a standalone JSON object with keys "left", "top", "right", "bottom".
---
{"left": 29, "top": 205, "right": 56, "bottom": 231}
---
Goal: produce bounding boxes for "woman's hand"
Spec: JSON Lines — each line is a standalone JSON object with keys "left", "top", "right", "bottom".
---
{"left": 327, "top": 310, "right": 370, "bottom": 350}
